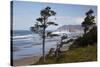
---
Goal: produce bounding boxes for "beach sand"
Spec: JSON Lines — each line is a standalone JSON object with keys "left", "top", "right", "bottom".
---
{"left": 13, "top": 56, "right": 40, "bottom": 66}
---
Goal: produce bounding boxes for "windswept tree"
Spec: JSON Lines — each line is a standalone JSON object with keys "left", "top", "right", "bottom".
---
{"left": 82, "top": 9, "right": 95, "bottom": 34}
{"left": 31, "top": 6, "right": 58, "bottom": 62}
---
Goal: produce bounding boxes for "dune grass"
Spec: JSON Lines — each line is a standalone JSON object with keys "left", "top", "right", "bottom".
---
{"left": 35, "top": 44, "right": 97, "bottom": 65}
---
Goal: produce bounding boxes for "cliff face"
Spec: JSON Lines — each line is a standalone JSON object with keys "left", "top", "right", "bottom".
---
{"left": 57, "top": 25, "right": 83, "bottom": 32}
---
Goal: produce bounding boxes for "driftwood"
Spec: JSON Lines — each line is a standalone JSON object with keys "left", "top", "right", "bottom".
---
{"left": 47, "top": 48, "right": 55, "bottom": 57}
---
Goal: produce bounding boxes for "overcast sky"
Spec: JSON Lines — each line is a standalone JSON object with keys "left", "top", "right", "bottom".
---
{"left": 12, "top": 1, "right": 97, "bottom": 30}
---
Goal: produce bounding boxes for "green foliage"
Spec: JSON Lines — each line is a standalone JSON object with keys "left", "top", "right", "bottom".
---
{"left": 49, "top": 34, "right": 60, "bottom": 37}
{"left": 82, "top": 9, "right": 95, "bottom": 34}
{"left": 33, "top": 6, "right": 58, "bottom": 34}
{"left": 65, "top": 39, "right": 74, "bottom": 44}
{"left": 47, "top": 22, "right": 58, "bottom": 26}
{"left": 36, "top": 17, "right": 43, "bottom": 23}
{"left": 86, "top": 26, "right": 97, "bottom": 44}
{"left": 40, "top": 6, "right": 56, "bottom": 18}
{"left": 71, "top": 26, "right": 97, "bottom": 48}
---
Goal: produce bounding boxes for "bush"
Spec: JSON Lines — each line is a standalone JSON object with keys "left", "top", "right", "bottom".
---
{"left": 71, "top": 26, "right": 97, "bottom": 48}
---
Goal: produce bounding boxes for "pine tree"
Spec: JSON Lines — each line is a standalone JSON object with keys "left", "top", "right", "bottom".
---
{"left": 82, "top": 9, "right": 95, "bottom": 34}
{"left": 31, "top": 7, "right": 58, "bottom": 62}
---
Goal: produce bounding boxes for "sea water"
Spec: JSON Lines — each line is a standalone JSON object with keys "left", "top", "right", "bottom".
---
{"left": 12, "top": 30, "right": 83, "bottom": 60}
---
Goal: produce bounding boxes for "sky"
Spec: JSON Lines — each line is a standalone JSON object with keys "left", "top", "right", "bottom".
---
{"left": 12, "top": 1, "right": 97, "bottom": 30}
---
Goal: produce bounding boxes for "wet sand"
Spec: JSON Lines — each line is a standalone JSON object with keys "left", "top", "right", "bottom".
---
{"left": 13, "top": 56, "right": 40, "bottom": 66}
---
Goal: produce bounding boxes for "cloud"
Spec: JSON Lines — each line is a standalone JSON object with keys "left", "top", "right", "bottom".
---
{"left": 74, "top": 17, "right": 84, "bottom": 24}
{"left": 48, "top": 16, "right": 84, "bottom": 25}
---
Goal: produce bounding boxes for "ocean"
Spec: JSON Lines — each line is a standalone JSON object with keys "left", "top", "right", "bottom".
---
{"left": 12, "top": 30, "right": 83, "bottom": 60}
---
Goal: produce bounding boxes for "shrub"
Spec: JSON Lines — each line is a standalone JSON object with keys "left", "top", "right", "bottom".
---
{"left": 71, "top": 26, "right": 97, "bottom": 48}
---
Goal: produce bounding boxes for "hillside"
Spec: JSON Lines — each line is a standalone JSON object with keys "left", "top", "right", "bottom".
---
{"left": 57, "top": 25, "right": 83, "bottom": 32}
{"left": 35, "top": 44, "right": 97, "bottom": 64}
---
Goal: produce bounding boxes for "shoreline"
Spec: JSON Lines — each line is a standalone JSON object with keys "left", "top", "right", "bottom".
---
{"left": 13, "top": 56, "right": 40, "bottom": 66}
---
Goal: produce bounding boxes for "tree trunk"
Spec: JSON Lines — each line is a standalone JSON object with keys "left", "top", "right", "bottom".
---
{"left": 84, "top": 26, "right": 88, "bottom": 35}
{"left": 42, "top": 18, "right": 46, "bottom": 63}
{"left": 84, "top": 28, "right": 86, "bottom": 35}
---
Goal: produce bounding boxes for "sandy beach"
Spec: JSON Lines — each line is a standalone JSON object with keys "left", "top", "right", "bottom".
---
{"left": 13, "top": 56, "right": 40, "bottom": 66}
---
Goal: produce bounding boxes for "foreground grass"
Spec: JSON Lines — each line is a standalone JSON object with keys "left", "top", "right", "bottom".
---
{"left": 35, "top": 44, "right": 97, "bottom": 65}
